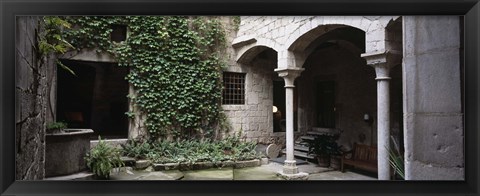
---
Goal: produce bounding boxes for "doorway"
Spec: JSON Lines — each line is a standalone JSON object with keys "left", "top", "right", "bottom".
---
{"left": 316, "top": 81, "right": 335, "bottom": 128}
{"left": 57, "top": 60, "right": 129, "bottom": 139}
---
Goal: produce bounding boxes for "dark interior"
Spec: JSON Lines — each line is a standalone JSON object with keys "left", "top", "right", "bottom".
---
{"left": 57, "top": 59, "right": 129, "bottom": 139}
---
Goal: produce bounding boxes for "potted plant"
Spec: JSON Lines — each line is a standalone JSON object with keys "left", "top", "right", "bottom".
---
{"left": 307, "top": 134, "right": 341, "bottom": 167}
{"left": 46, "top": 122, "right": 68, "bottom": 134}
{"left": 84, "top": 136, "right": 124, "bottom": 179}
{"left": 328, "top": 142, "right": 343, "bottom": 170}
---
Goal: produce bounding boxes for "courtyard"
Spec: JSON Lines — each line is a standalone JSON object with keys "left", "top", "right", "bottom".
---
{"left": 14, "top": 15, "right": 465, "bottom": 182}
{"left": 45, "top": 161, "right": 376, "bottom": 181}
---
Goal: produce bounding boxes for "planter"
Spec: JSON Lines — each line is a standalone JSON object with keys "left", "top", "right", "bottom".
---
{"left": 330, "top": 155, "right": 341, "bottom": 170}
{"left": 45, "top": 129, "right": 93, "bottom": 177}
{"left": 316, "top": 154, "right": 330, "bottom": 167}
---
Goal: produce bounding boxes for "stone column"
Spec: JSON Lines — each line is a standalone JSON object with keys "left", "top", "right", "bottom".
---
{"left": 275, "top": 67, "right": 307, "bottom": 179}
{"left": 402, "top": 16, "right": 463, "bottom": 180}
{"left": 361, "top": 51, "right": 401, "bottom": 180}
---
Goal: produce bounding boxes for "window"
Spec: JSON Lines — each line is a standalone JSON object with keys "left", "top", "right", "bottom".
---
{"left": 110, "top": 25, "right": 127, "bottom": 42}
{"left": 222, "top": 72, "right": 246, "bottom": 105}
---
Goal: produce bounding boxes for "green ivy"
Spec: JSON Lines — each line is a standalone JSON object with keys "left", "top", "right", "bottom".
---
{"left": 40, "top": 16, "right": 76, "bottom": 76}
{"left": 62, "top": 16, "right": 228, "bottom": 139}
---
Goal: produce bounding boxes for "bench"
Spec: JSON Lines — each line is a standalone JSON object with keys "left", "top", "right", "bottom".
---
{"left": 341, "top": 143, "right": 377, "bottom": 173}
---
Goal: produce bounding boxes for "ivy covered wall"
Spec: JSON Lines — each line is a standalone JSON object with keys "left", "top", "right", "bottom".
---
{"left": 60, "top": 16, "right": 233, "bottom": 140}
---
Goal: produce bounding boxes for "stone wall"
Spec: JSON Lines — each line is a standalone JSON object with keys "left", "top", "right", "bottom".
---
{"left": 403, "top": 16, "right": 464, "bottom": 180}
{"left": 222, "top": 17, "right": 285, "bottom": 144}
{"left": 15, "top": 16, "right": 46, "bottom": 180}
{"left": 236, "top": 16, "right": 398, "bottom": 54}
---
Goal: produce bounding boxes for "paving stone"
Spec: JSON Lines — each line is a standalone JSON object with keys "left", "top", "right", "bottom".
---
{"left": 233, "top": 166, "right": 282, "bottom": 180}
{"left": 135, "top": 170, "right": 184, "bottom": 180}
{"left": 308, "top": 171, "right": 376, "bottom": 180}
{"left": 182, "top": 167, "right": 233, "bottom": 180}
{"left": 110, "top": 168, "right": 184, "bottom": 180}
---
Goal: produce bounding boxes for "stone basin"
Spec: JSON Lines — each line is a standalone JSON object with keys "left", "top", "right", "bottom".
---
{"left": 45, "top": 129, "right": 94, "bottom": 177}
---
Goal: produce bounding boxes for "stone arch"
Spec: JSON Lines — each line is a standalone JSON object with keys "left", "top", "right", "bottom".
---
{"left": 283, "top": 24, "right": 366, "bottom": 68}
{"left": 234, "top": 37, "right": 279, "bottom": 64}
{"left": 284, "top": 17, "right": 369, "bottom": 52}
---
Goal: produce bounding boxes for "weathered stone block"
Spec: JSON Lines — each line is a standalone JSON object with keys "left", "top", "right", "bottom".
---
{"left": 192, "top": 162, "right": 214, "bottom": 170}
{"left": 220, "top": 160, "right": 235, "bottom": 168}
{"left": 403, "top": 51, "right": 461, "bottom": 113}
{"left": 120, "top": 157, "right": 136, "bottom": 167}
{"left": 179, "top": 162, "right": 193, "bottom": 171}
{"left": 404, "top": 114, "right": 464, "bottom": 167}
{"left": 406, "top": 160, "right": 464, "bottom": 180}
{"left": 234, "top": 159, "right": 261, "bottom": 168}
{"left": 135, "top": 160, "right": 152, "bottom": 170}
{"left": 153, "top": 163, "right": 179, "bottom": 171}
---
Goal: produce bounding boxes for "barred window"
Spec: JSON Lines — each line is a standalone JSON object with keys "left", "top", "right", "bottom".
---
{"left": 222, "top": 72, "right": 246, "bottom": 105}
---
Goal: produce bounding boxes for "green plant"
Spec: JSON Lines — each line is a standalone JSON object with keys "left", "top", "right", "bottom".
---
{"left": 307, "top": 134, "right": 342, "bottom": 156}
{"left": 39, "top": 16, "right": 76, "bottom": 76}
{"left": 46, "top": 122, "right": 68, "bottom": 130}
{"left": 62, "top": 16, "right": 229, "bottom": 140}
{"left": 85, "top": 136, "right": 125, "bottom": 179}
{"left": 120, "top": 136, "right": 262, "bottom": 165}
{"left": 387, "top": 136, "right": 405, "bottom": 180}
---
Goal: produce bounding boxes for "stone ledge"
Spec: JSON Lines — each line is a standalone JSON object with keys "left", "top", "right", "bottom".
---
{"left": 234, "top": 159, "right": 261, "bottom": 168}
{"left": 151, "top": 159, "right": 263, "bottom": 171}
{"left": 153, "top": 163, "right": 179, "bottom": 171}
{"left": 135, "top": 160, "right": 152, "bottom": 170}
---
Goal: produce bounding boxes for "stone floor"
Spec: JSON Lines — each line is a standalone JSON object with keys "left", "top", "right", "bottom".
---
{"left": 45, "top": 162, "right": 377, "bottom": 181}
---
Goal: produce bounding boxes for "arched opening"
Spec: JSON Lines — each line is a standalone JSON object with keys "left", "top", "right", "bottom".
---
{"left": 296, "top": 27, "right": 376, "bottom": 148}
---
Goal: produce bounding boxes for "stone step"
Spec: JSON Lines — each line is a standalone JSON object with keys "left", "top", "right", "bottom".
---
{"left": 280, "top": 149, "right": 315, "bottom": 160}
{"left": 300, "top": 136, "right": 315, "bottom": 141}
{"left": 293, "top": 151, "right": 315, "bottom": 159}
{"left": 294, "top": 145, "right": 309, "bottom": 152}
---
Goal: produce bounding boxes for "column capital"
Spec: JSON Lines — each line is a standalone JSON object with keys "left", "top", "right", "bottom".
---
{"left": 361, "top": 50, "right": 402, "bottom": 80}
{"left": 274, "top": 67, "right": 304, "bottom": 87}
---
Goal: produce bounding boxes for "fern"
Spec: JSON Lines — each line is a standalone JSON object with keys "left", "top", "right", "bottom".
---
{"left": 85, "top": 136, "right": 124, "bottom": 179}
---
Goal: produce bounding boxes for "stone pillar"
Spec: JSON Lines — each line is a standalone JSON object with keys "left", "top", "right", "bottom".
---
{"left": 402, "top": 16, "right": 464, "bottom": 180}
{"left": 361, "top": 51, "right": 401, "bottom": 180}
{"left": 275, "top": 67, "right": 308, "bottom": 179}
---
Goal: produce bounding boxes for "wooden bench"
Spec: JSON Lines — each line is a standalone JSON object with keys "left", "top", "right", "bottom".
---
{"left": 341, "top": 143, "right": 377, "bottom": 173}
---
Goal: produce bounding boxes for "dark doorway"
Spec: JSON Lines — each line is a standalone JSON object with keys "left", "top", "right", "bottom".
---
{"left": 317, "top": 81, "right": 335, "bottom": 128}
{"left": 273, "top": 79, "right": 298, "bottom": 132}
{"left": 57, "top": 60, "right": 129, "bottom": 139}
{"left": 273, "top": 80, "right": 286, "bottom": 132}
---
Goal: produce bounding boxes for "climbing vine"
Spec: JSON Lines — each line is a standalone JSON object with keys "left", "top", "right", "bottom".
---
{"left": 39, "top": 16, "right": 76, "bottom": 76}
{"left": 62, "top": 16, "right": 228, "bottom": 139}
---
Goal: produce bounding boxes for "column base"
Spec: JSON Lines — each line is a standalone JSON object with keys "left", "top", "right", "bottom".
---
{"left": 282, "top": 160, "right": 299, "bottom": 174}
{"left": 276, "top": 171, "right": 309, "bottom": 180}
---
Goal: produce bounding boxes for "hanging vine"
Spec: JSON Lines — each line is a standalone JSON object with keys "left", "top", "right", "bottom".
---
{"left": 62, "top": 16, "right": 228, "bottom": 140}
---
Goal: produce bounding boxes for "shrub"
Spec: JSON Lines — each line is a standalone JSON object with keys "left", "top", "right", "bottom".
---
{"left": 46, "top": 122, "right": 68, "bottom": 130}
{"left": 120, "top": 136, "right": 263, "bottom": 164}
{"left": 85, "top": 136, "right": 125, "bottom": 179}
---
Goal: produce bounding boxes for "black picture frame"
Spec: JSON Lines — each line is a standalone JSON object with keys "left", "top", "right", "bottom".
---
{"left": 1, "top": 0, "right": 479, "bottom": 195}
